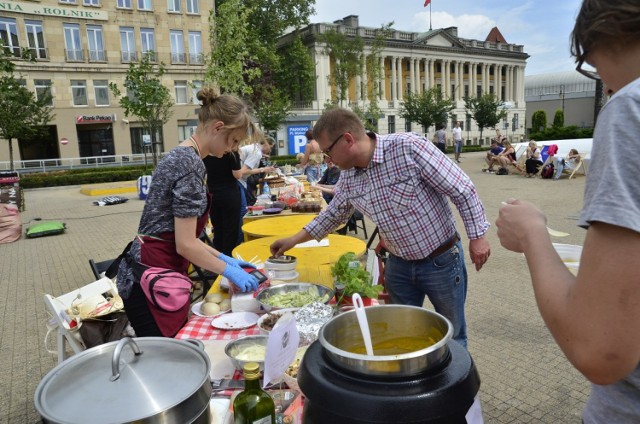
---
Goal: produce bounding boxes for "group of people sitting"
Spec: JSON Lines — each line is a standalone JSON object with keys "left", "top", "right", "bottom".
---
{"left": 483, "top": 139, "right": 581, "bottom": 180}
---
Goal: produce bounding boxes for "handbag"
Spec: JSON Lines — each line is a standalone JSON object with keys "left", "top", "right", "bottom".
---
{"left": 139, "top": 267, "right": 194, "bottom": 312}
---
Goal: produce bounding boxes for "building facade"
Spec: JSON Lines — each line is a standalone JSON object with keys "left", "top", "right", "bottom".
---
{"left": 276, "top": 15, "right": 529, "bottom": 154}
{"left": 524, "top": 71, "right": 597, "bottom": 134}
{"left": 0, "top": 0, "right": 210, "bottom": 164}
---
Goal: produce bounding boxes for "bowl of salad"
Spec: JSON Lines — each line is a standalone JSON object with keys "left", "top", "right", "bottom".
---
{"left": 256, "top": 283, "right": 334, "bottom": 312}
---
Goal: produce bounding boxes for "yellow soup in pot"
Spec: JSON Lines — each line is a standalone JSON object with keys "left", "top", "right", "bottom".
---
{"left": 348, "top": 336, "right": 439, "bottom": 356}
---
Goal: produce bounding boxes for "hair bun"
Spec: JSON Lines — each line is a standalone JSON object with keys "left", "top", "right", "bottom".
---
{"left": 196, "top": 88, "right": 220, "bottom": 106}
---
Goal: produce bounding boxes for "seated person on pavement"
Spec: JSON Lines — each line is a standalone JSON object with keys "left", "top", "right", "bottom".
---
{"left": 484, "top": 140, "right": 504, "bottom": 172}
{"left": 554, "top": 149, "right": 581, "bottom": 180}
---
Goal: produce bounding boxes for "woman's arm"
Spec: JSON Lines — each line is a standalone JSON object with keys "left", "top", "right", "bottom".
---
{"left": 300, "top": 144, "right": 311, "bottom": 166}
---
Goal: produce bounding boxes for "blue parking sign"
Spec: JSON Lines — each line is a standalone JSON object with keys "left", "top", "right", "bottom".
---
{"left": 288, "top": 125, "right": 310, "bottom": 154}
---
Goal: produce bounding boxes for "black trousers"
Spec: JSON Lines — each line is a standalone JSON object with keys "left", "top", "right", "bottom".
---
{"left": 122, "top": 282, "right": 162, "bottom": 337}
{"left": 209, "top": 183, "right": 242, "bottom": 256}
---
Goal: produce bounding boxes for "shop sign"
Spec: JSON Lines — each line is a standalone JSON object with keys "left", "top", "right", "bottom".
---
{"left": 76, "top": 114, "right": 114, "bottom": 124}
{"left": 0, "top": 1, "right": 109, "bottom": 21}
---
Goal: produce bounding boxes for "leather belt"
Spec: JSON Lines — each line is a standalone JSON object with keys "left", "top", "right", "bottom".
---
{"left": 427, "top": 234, "right": 459, "bottom": 259}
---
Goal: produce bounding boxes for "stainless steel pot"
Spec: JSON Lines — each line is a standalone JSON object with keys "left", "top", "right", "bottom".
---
{"left": 35, "top": 337, "right": 211, "bottom": 424}
{"left": 318, "top": 305, "right": 452, "bottom": 377}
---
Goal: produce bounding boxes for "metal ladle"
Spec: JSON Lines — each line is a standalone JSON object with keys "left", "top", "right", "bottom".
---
{"left": 352, "top": 293, "right": 374, "bottom": 356}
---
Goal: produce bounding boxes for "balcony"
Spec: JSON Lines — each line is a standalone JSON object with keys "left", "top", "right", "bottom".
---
{"left": 121, "top": 50, "right": 138, "bottom": 62}
{"left": 88, "top": 49, "right": 106, "bottom": 62}
{"left": 65, "top": 49, "right": 85, "bottom": 62}
{"left": 171, "top": 52, "right": 187, "bottom": 64}
{"left": 141, "top": 51, "right": 157, "bottom": 62}
{"left": 3, "top": 46, "right": 21, "bottom": 57}
{"left": 189, "top": 53, "right": 204, "bottom": 65}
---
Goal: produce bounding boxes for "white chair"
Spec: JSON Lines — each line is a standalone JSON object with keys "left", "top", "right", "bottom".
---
{"left": 44, "top": 277, "right": 118, "bottom": 364}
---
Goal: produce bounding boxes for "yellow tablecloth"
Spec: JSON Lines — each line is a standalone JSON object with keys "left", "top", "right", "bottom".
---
{"left": 242, "top": 215, "right": 317, "bottom": 241}
{"left": 230, "top": 234, "right": 365, "bottom": 289}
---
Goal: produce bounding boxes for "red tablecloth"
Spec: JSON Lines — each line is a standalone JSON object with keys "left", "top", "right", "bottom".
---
{"left": 175, "top": 315, "right": 260, "bottom": 340}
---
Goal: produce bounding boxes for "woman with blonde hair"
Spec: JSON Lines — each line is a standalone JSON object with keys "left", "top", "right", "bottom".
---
{"left": 524, "top": 140, "right": 543, "bottom": 177}
{"left": 117, "top": 88, "right": 260, "bottom": 337}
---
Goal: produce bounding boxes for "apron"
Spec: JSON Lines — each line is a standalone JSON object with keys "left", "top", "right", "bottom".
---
{"left": 136, "top": 192, "right": 212, "bottom": 337}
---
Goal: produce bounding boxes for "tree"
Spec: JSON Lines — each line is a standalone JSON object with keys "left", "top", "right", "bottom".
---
{"left": 109, "top": 53, "right": 174, "bottom": 168}
{"left": 531, "top": 110, "right": 547, "bottom": 133}
{"left": 0, "top": 49, "right": 54, "bottom": 171}
{"left": 553, "top": 109, "right": 565, "bottom": 128}
{"left": 464, "top": 94, "right": 507, "bottom": 142}
{"left": 399, "top": 87, "right": 455, "bottom": 133}
{"left": 275, "top": 34, "right": 316, "bottom": 103}
{"left": 318, "top": 29, "right": 364, "bottom": 106}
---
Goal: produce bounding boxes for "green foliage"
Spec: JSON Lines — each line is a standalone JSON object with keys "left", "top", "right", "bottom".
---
{"left": 331, "top": 252, "right": 384, "bottom": 299}
{"left": 252, "top": 86, "right": 292, "bottom": 132}
{"left": 528, "top": 125, "right": 593, "bottom": 141}
{"left": 400, "top": 87, "right": 455, "bottom": 131}
{"left": 318, "top": 29, "right": 364, "bottom": 105}
{"left": 20, "top": 166, "right": 151, "bottom": 188}
{"left": 531, "top": 110, "right": 547, "bottom": 132}
{"left": 276, "top": 34, "right": 316, "bottom": 102}
{"left": 0, "top": 48, "right": 55, "bottom": 171}
{"left": 552, "top": 109, "right": 565, "bottom": 128}
{"left": 464, "top": 94, "right": 507, "bottom": 141}
{"left": 109, "top": 53, "right": 173, "bottom": 167}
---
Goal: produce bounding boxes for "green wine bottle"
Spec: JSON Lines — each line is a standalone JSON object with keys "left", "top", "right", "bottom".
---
{"left": 233, "top": 362, "right": 276, "bottom": 424}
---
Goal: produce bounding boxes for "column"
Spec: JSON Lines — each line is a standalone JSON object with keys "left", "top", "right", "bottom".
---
{"left": 429, "top": 59, "right": 435, "bottom": 88}
{"left": 361, "top": 53, "right": 367, "bottom": 101}
{"left": 409, "top": 57, "right": 416, "bottom": 94}
{"left": 496, "top": 65, "right": 502, "bottom": 101}
{"left": 470, "top": 63, "right": 476, "bottom": 97}
{"left": 379, "top": 57, "right": 386, "bottom": 101}
{"left": 314, "top": 46, "right": 330, "bottom": 105}
{"left": 397, "top": 57, "right": 403, "bottom": 100}
{"left": 391, "top": 56, "right": 397, "bottom": 101}
{"left": 506, "top": 65, "right": 512, "bottom": 102}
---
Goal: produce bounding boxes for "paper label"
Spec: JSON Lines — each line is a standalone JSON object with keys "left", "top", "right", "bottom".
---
{"left": 263, "top": 312, "right": 299, "bottom": 388}
{"left": 465, "top": 395, "right": 484, "bottom": 423}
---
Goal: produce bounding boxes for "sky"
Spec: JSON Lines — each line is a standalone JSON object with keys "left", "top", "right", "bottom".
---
{"left": 311, "top": 0, "right": 584, "bottom": 76}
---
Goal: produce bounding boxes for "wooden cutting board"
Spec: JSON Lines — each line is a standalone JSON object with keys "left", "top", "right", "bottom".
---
{"left": 203, "top": 340, "right": 236, "bottom": 380}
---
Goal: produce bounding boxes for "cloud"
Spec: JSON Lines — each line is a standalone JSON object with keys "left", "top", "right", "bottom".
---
{"left": 411, "top": 11, "right": 497, "bottom": 41}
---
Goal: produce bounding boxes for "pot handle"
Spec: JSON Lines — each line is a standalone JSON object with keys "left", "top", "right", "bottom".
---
{"left": 110, "top": 337, "right": 143, "bottom": 382}
{"left": 184, "top": 338, "right": 205, "bottom": 350}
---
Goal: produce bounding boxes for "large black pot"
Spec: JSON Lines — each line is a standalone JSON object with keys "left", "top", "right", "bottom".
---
{"left": 35, "top": 337, "right": 211, "bottom": 424}
{"left": 298, "top": 339, "right": 480, "bottom": 424}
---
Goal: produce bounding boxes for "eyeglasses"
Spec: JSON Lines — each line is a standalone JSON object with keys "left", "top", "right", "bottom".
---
{"left": 322, "top": 132, "right": 346, "bottom": 158}
{"left": 576, "top": 57, "right": 600, "bottom": 81}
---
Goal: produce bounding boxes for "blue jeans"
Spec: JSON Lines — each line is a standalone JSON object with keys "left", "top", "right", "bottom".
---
{"left": 455, "top": 140, "right": 463, "bottom": 153}
{"left": 384, "top": 239, "right": 468, "bottom": 348}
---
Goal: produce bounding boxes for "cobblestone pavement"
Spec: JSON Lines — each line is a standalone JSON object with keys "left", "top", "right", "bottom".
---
{"left": 0, "top": 152, "right": 590, "bottom": 423}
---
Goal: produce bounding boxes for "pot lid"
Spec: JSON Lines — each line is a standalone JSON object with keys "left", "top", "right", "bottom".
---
{"left": 35, "top": 337, "right": 210, "bottom": 423}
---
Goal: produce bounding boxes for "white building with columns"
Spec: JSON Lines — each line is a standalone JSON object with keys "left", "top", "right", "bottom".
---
{"left": 275, "top": 15, "right": 529, "bottom": 154}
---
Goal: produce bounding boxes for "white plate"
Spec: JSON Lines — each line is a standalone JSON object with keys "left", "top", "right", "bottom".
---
{"left": 211, "top": 312, "right": 259, "bottom": 330}
{"left": 191, "top": 301, "right": 227, "bottom": 318}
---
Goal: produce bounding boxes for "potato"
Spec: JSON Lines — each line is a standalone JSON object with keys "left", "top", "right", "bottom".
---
{"left": 205, "top": 293, "right": 223, "bottom": 304}
{"left": 201, "top": 302, "right": 221, "bottom": 316}
{"left": 219, "top": 299, "right": 231, "bottom": 311}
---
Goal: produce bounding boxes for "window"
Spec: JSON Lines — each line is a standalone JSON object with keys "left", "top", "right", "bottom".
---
{"left": 188, "top": 31, "right": 202, "bottom": 64}
{"left": 138, "top": 0, "right": 152, "bottom": 11}
{"left": 94, "top": 80, "right": 109, "bottom": 106}
{"left": 71, "top": 80, "right": 88, "bottom": 106}
{"left": 63, "top": 24, "right": 83, "bottom": 61}
{"left": 60, "top": 0, "right": 77, "bottom": 4}
{"left": 25, "top": 20, "right": 46, "bottom": 59}
{"left": 170, "top": 30, "right": 185, "bottom": 63}
{"left": 140, "top": 28, "right": 156, "bottom": 61}
{"left": 186, "top": 0, "right": 199, "bottom": 14}
{"left": 35, "top": 79, "right": 53, "bottom": 106}
{"left": 178, "top": 124, "right": 197, "bottom": 141}
{"left": 174, "top": 81, "right": 188, "bottom": 104}
{"left": 191, "top": 80, "right": 202, "bottom": 104}
{"left": 120, "top": 27, "right": 136, "bottom": 62}
{"left": 388, "top": 115, "right": 395, "bottom": 134}
{"left": 117, "top": 0, "right": 132, "bottom": 8}
{"left": 87, "top": 25, "right": 105, "bottom": 61}
{"left": 83, "top": 0, "right": 99, "bottom": 5}
{"left": 0, "top": 18, "right": 20, "bottom": 57}
{"left": 168, "top": 0, "right": 180, "bottom": 13}
{"left": 405, "top": 120, "right": 412, "bottom": 132}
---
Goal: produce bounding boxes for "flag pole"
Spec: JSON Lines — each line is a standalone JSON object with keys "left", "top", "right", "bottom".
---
{"left": 429, "top": 1, "right": 432, "bottom": 31}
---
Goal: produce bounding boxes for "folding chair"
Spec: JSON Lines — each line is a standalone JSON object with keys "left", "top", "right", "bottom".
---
{"left": 88, "top": 258, "right": 115, "bottom": 279}
{"left": 44, "top": 277, "right": 117, "bottom": 364}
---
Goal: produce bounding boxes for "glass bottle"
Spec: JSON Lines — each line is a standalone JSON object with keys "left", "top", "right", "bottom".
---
{"left": 233, "top": 362, "right": 276, "bottom": 424}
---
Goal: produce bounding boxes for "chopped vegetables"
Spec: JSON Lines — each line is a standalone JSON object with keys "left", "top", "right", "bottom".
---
{"left": 262, "top": 286, "right": 330, "bottom": 308}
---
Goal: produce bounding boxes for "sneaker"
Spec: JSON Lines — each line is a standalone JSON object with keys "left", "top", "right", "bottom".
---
{"left": 456, "top": 160, "right": 461, "bottom": 163}
{"left": 488, "top": 169, "right": 496, "bottom": 173}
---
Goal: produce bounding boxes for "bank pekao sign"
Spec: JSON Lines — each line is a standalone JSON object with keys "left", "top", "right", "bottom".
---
{"left": 0, "top": 1, "right": 108, "bottom": 21}
{"left": 76, "top": 114, "right": 114, "bottom": 124}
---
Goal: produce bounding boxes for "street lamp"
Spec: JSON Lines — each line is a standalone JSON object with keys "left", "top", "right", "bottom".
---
{"left": 559, "top": 84, "right": 565, "bottom": 115}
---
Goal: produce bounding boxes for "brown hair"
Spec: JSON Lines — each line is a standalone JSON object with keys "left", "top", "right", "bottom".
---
{"left": 312, "top": 108, "right": 366, "bottom": 142}
{"left": 196, "top": 88, "right": 258, "bottom": 147}
{"left": 571, "top": 0, "right": 640, "bottom": 62}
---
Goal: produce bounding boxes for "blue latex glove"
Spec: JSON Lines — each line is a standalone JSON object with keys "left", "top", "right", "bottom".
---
{"left": 222, "top": 265, "right": 259, "bottom": 292}
{"left": 218, "top": 253, "right": 256, "bottom": 270}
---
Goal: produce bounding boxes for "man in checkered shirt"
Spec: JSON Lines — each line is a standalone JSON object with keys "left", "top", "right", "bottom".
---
{"left": 271, "top": 108, "right": 491, "bottom": 348}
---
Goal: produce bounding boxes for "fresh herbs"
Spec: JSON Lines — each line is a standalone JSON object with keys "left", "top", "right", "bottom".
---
{"left": 331, "top": 252, "right": 384, "bottom": 300}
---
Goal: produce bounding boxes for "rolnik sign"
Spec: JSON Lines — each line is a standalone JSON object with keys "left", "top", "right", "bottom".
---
{"left": 0, "top": 1, "right": 109, "bottom": 20}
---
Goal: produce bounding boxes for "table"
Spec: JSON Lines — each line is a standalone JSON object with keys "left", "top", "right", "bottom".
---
{"left": 242, "top": 215, "right": 316, "bottom": 241}
{"left": 232, "top": 234, "right": 366, "bottom": 287}
{"left": 242, "top": 209, "right": 319, "bottom": 224}
{"left": 176, "top": 314, "right": 259, "bottom": 341}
